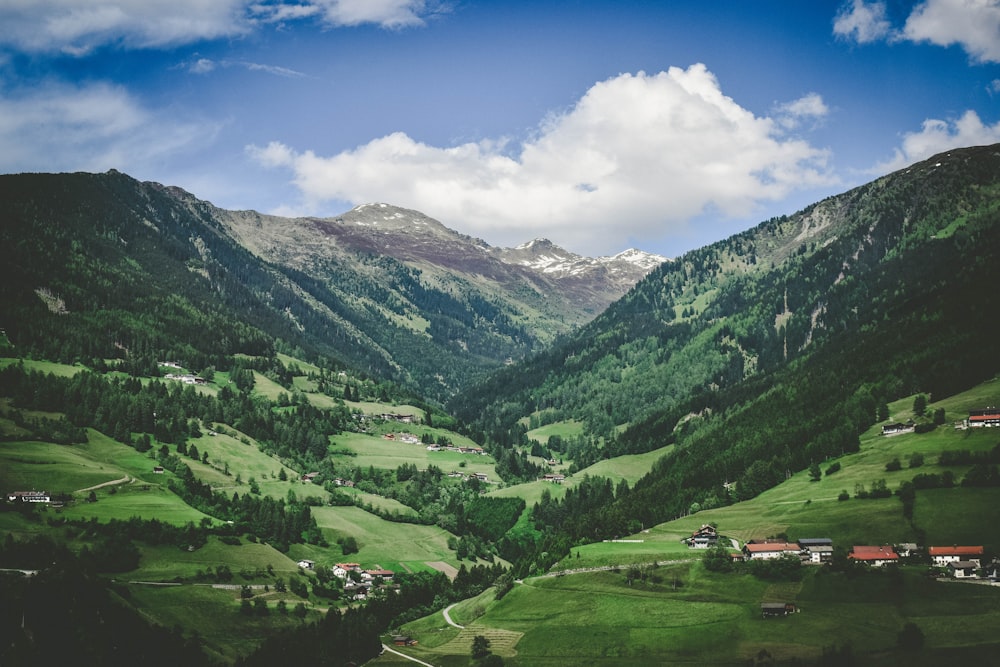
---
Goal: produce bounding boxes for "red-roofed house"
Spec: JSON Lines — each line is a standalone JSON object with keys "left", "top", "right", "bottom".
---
{"left": 929, "top": 546, "right": 984, "bottom": 567}
{"left": 742, "top": 542, "right": 801, "bottom": 560}
{"left": 849, "top": 545, "right": 898, "bottom": 566}
{"left": 968, "top": 410, "right": 1000, "bottom": 427}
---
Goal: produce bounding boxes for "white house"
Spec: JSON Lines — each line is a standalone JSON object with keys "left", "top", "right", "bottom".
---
{"left": 929, "top": 546, "right": 984, "bottom": 567}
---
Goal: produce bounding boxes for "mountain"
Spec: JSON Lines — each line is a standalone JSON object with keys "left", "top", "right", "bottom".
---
{"left": 452, "top": 143, "right": 1000, "bottom": 525}
{"left": 0, "top": 171, "right": 660, "bottom": 401}
{"left": 217, "top": 201, "right": 665, "bottom": 321}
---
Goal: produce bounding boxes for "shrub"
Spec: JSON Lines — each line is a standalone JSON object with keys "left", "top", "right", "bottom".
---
{"left": 885, "top": 458, "right": 902, "bottom": 472}
{"left": 826, "top": 462, "right": 841, "bottom": 476}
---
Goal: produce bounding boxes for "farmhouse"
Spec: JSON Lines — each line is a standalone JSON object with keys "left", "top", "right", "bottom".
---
{"left": 392, "top": 636, "right": 418, "bottom": 646}
{"left": 743, "top": 541, "right": 800, "bottom": 560}
{"left": 540, "top": 473, "right": 565, "bottom": 483}
{"left": 849, "top": 545, "right": 898, "bottom": 567}
{"left": 6, "top": 491, "right": 50, "bottom": 503}
{"left": 473, "top": 473, "right": 489, "bottom": 482}
{"left": 297, "top": 559, "right": 315, "bottom": 570}
{"left": 686, "top": 524, "right": 719, "bottom": 549}
{"left": 881, "top": 421, "right": 914, "bottom": 435}
{"left": 302, "top": 472, "right": 319, "bottom": 482}
{"left": 948, "top": 561, "right": 979, "bottom": 579}
{"left": 928, "top": 545, "right": 984, "bottom": 566}
{"left": 365, "top": 568, "right": 394, "bottom": 580}
{"left": 333, "top": 563, "right": 361, "bottom": 578}
{"left": 798, "top": 538, "right": 834, "bottom": 563}
{"left": 153, "top": 466, "right": 165, "bottom": 474}
{"left": 967, "top": 409, "right": 1000, "bottom": 427}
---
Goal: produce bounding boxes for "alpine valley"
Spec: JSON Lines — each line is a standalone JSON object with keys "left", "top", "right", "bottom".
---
{"left": 2, "top": 144, "right": 1000, "bottom": 666}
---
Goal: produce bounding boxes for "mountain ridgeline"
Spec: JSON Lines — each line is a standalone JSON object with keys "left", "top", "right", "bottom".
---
{"left": 0, "top": 172, "right": 661, "bottom": 402}
{"left": 453, "top": 144, "right": 1000, "bottom": 538}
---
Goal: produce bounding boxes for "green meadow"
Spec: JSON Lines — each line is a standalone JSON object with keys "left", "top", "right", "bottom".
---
{"left": 389, "top": 562, "right": 1000, "bottom": 666}
{"left": 573, "top": 444, "right": 674, "bottom": 486}
{"left": 525, "top": 419, "right": 585, "bottom": 444}
{"left": 310, "top": 505, "right": 467, "bottom": 573}
{"left": 331, "top": 431, "right": 497, "bottom": 479}
{"left": 122, "top": 582, "right": 324, "bottom": 663}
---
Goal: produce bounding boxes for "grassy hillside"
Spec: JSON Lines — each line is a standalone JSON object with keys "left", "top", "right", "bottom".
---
{"left": 385, "top": 380, "right": 1000, "bottom": 666}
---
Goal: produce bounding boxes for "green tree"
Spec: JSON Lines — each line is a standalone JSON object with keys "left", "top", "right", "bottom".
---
{"left": 913, "top": 394, "right": 927, "bottom": 417}
{"left": 472, "top": 635, "right": 491, "bottom": 660}
{"left": 808, "top": 461, "right": 822, "bottom": 482}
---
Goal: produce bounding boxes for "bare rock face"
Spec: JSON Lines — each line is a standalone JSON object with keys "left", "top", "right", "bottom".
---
{"left": 218, "top": 201, "right": 667, "bottom": 322}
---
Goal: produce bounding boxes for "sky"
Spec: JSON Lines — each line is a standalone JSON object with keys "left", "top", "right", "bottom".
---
{"left": 1, "top": 1, "right": 999, "bottom": 258}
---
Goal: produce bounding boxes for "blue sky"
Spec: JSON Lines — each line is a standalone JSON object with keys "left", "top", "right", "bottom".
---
{"left": 1, "top": 1, "right": 998, "bottom": 257}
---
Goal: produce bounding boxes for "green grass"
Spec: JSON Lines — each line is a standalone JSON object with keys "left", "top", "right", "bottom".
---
{"left": 59, "top": 484, "right": 216, "bottom": 524}
{"left": 526, "top": 420, "right": 585, "bottom": 444}
{"left": 311, "top": 505, "right": 467, "bottom": 573}
{"left": 128, "top": 536, "right": 300, "bottom": 581}
{"left": 393, "top": 563, "right": 1000, "bottom": 666}
{"left": 121, "top": 581, "right": 324, "bottom": 663}
{"left": 332, "top": 432, "right": 497, "bottom": 479}
{"left": 250, "top": 371, "right": 290, "bottom": 402}
{"left": 0, "top": 357, "right": 88, "bottom": 378}
{"left": 572, "top": 444, "right": 673, "bottom": 486}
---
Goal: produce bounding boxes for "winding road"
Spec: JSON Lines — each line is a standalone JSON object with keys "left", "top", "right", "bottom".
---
{"left": 441, "top": 603, "right": 464, "bottom": 629}
{"left": 380, "top": 644, "right": 437, "bottom": 667}
{"left": 75, "top": 475, "right": 132, "bottom": 493}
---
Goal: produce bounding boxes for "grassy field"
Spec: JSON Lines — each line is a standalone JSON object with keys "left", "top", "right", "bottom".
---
{"left": 121, "top": 581, "right": 324, "bottom": 663}
{"left": 331, "top": 431, "right": 497, "bottom": 479}
{"left": 388, "top": 561, "right": 1000, "bottom": 666}
{"left": 311, "top": 505, "right": 468, "bottom": 573}
{"left": 127, "top": 536, "right": 301, "bottom": 581}
{"left": 526, "top": 420, "right": 585, "bottom": 444}
{"left": 0, "top": 357, "right": 89, "bottom": 378}
{"left": 573, "top": 444, "right": 674, "bottom": 486}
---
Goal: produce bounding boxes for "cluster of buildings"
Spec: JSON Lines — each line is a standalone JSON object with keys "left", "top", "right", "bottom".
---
{"left": 687, "top": 525, "right": 994, "bottom": 579}
{"left": 332, "top": 562, "right": 396, "bottom": 600}
{"left": 6, "top": 490, "right": 51, "bottom": 503}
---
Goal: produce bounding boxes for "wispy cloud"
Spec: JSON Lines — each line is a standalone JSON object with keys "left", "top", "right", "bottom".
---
{"left": 248, "top": 65, "right": 836, "bottom": 254}
{"left": 184, "top": 57, "right": 307, "bottom": 78}
{"left": 0, "top": 0, "right": 445, "bottom": 55}
{"left": 0, "top": 81, "right": 218, "bottom": 174}
{"left": 875, "top": 110, "right": 1000, "bottom": 173}
{"left": 833, "top": 0, "right": 893, "bottom": 44}
{"left": 256, "top": 0, "right": 450, "bottom": 30}
{"left": 834, "top": 0, "right": 1000, "bottom": 64}
{"left": 775, "top": 92, "right": 830, "bottom": 130}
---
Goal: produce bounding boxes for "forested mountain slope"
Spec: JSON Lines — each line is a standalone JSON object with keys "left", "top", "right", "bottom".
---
{"left": 0, "top": 171, "right": 656, "bottom": 402}
{"left": 452, "top": 144, "right": 1000, "bottom": 532}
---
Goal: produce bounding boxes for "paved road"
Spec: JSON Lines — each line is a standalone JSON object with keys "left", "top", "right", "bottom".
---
{"left": 442, "top": 603, "right": 464, "bottom": 629}
{"left": 380, "top": 644, "right": 437, "bottom": 667}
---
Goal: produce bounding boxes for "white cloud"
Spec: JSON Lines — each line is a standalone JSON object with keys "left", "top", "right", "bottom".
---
{"left": 0, "top": 0, "right": 253, "bottom": 54}
{"left": 990, "top": 79, "right": 1000, "bottom": 94}
{"left": 903, "top": 0, "right": 1000, "bottom": 63}
{"left": 248, "top": 65, "right": 835, "bottom": 254}
{"left": 775, "top": 93, "right": 830, "bottom": 129}
{"left": 875, "top": 110, "right": 1000, "bottom": 172}
{"left": 289, "top": 0, "right": 447, "bottom": 29}
{"left": 833, "top": 0, "right": 893, "bottom": 43}
{"left": 185, "top": 57, "right": 306, "bottom": 77}
{"left": 0, "top": 0, "right": 444, "bottom": 54}
{"left": 0, "top": 81, "right": 217, "bottom": 174}
{"left": 833, "top": 0, "right": 1000, "bottom": 63}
